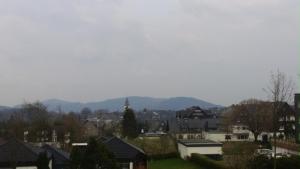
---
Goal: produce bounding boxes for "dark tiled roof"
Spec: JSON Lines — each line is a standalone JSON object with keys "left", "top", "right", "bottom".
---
{"left": 42, "top": 145, "right": 70, "bottom": 165}
{"left": 103, "top": 137, "right": 146, "bottom": 160}
{"left": 0, "top": 138, "right": 44, "bottom": 163}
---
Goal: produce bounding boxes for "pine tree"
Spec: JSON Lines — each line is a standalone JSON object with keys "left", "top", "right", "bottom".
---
{"left": 122, "top": 108, "right": 138, "bottom": 139}
{"left": 37, "top": 152, "right": 50, "bottom": 169}
{"left": 165, "top": 120, "right": 170, "bottom": 132}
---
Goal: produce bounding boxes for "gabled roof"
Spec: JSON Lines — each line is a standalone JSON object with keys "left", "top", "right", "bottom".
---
{"left": 0, "top": 138, "right": 44, "bottom": 163}
{"left": 42, "top": 144, "right": 70, "bottom": 165}
{"left": 103, "top": 137, "right": 146, "bottom": 160}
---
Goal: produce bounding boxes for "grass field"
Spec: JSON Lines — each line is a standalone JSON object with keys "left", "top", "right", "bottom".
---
{"left": 149, "top": 158, "right": 202, "bottom": 169}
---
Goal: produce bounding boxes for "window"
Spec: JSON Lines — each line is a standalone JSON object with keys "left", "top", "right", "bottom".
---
{"left": 225, "top": 135, "right": 231, "bottom": 140}
{"left": 238, "top": 134, "right": 249, "bottom": 140}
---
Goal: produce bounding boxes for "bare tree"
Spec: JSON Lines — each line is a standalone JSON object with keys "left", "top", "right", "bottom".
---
{"left": 229, "top": 99, "right": 271, "bottom": 142}
{"left": 264, "top": 70, "right": 294, "bottom": 169}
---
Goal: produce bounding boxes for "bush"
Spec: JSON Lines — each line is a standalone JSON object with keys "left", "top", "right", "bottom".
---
{"left": 276, "top": 156, "right": 300, "bottom": 169}
{"left": 247, "top": 155, "right": 272, "bottom": 169}
{"left": 206, "top": 154, "right": 223, "bottom": 161}
{"left": 149, "top": 152, "right": 179, "bottom": 160}
{"left": 248, "top": 155, "right": 300, "bottom": 169}
{"left": 223, "top": 142, "right": 257, "bottom": 169}
{"left": 190, "top": 154, "right": 227, "bottom": 169}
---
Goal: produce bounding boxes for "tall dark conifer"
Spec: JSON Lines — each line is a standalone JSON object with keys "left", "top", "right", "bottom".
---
{"left": 122, "top": 98, "right": 138, "bottom": 138}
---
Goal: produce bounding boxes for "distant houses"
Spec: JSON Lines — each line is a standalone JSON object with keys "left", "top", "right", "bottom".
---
{"left": 172, "top": 106, "right": 220, "bottom": 140}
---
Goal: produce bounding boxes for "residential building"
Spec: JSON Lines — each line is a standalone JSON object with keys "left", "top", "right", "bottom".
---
{"left": 103, "top": 137, "right": 147, "bottom": 169}
{"left": 176, "top": 106, "right": 216, "bottom": 120}
{"left": 72, "top": 136, "right": 147, "bottom": 169}
{"left": 276, "top": 102, "right": 296, "bottom": 139}
{"left": 42, "top": 144, "right": 70, "bottom": 169}
{"left": 0, "top": 138, "right": 70, "bottom": 169}
{"left": 0, "top": 138, "right": 50, "bottom": 169}
{"left": 83, "top": 121, "right": 99, "bottom": 137}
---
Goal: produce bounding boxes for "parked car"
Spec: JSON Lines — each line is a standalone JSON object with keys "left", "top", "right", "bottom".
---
{"left": 256, "top": 149, "right": 290, "bottom": 159}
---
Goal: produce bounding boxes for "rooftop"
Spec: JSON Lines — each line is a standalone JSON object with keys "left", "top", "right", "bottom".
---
{"left": 178, "top": 139, "right": 222, "bottom": 147}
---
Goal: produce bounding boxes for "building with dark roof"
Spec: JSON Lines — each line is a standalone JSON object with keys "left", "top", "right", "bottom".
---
{"left": 173, "top": 107, "right": 221, "bottom": 138}
{"left": 72, "top": 136, "right": 147, "bottom": 169}
{"left": 0, "top": 138, "right": 48, "bottom": 169}
{"left": 0, "top": 138, "right": 70, "bottom": 169}
{"left": 103, "top": 137, "right": 147, "bottom": 169}
{"left": 42, "top": 145, "right": 70, "bottom": 169}
{"left": 176, "top": 106, "right": 215, "bottom": 120}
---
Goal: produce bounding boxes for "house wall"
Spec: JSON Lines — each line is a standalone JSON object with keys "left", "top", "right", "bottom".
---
{"left": 16, "top": 167, "right": 37, "bottom": 169}
{"left": 186, "top": 146, "right": 222, "bottom": 157}
{"left": 178, "top": 143, "right": 223, "bottom": 159}
{"left": 130, "top": 162, "right": 133, "bottom": 169}
{"left": 205, "top": 133, "right": 226, "bottom": 142}
{"left": 178, "top": 143, "right": 189, "bottom": 159}
{"left": 204, "top": 132, "right": 273, "bottom": 142}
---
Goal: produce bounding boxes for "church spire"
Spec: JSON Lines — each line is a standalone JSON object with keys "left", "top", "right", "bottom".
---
{"left": 124, "top": 98, "right": 130, "bottom": 110}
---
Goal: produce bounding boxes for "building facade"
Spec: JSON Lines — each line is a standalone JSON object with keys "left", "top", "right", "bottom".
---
{"left": 295, "top": 94, "right": 300, "bottom": 143}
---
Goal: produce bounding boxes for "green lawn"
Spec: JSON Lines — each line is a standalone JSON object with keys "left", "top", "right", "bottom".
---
{"left": 149, "top": 158, "right": 202, "bottom": 169}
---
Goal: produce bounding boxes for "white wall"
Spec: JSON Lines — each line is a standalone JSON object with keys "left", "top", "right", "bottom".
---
{"left": 178, "top": 143, "right": 222, "bottom": 159}
{"left": 129, "top": 162, "right": 133, "bottom": 169}
{"left": 205, "top": 133, "right": 226, "bottom": 142}
{"left": 204, "top": 132, "right": 274, "bottom": 142}
{"left": 178, "top": 143, "right": 189, "bottom": 159}
{"left": 16, "top": 167, "right": 37, "bottom": 169}
{"left": 186, "top": 146, "right": 222, "bottom": 156}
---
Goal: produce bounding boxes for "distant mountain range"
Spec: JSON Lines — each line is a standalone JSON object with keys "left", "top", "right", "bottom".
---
{"left": 0, "top": 106, "right": 11, "bottom": 111}
{"left": 0, "top": 96, "right": 222, "bottom": 113}
{"left": 40, "top": 96, "right": 222, "bottom": 112}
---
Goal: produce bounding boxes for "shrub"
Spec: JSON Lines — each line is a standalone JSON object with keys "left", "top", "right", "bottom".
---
{"left": 276, "top": 156, "right": 300, "bottom": 169}
{"left": 190, "top": 154, "right": 227, "bottom": 169}
{"left": 247, "top": 155, "right": 272, "bottom": 169}
{"left": 149, "top": 152, "right": 179, "bottom": 160}
{"left": 248, "top": 155, "right": 300, "bottom": 169}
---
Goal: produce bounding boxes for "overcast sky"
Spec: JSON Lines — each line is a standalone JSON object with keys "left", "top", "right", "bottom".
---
{"left": 0, "top": 0, "right": 299, "bottom": 106}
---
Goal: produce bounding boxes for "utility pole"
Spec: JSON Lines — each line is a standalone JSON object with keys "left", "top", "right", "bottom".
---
{"left": 273, "top": 102, "right": 277, "bottom": 169}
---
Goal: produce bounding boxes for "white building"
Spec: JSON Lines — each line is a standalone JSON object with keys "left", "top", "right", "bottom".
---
{"left": 204, "top": 125, "right": 273, "bottom": 142}
{"left": 177, "top": 139, "right": 223, "bottom": 159}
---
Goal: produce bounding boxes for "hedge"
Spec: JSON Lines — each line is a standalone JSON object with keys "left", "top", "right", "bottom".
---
{"left": 190, "top": 154, "right": 227, "bottom": 169}
{"left": 148, "top": 152, "right": 179, "bottom": 160}
{"left": 247, "top": 155, "right": 300, "bottom": 169}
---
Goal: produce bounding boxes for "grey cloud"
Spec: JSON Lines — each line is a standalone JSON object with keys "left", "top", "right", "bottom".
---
{"left": 0, "top": 0, "right": 298, "bottom": 106}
